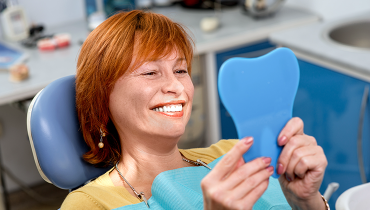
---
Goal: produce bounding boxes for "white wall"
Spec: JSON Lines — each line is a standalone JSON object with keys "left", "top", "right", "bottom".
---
{"left": 18, "top": 0, "right": 85, "bottom": 27}
{"left": 15, "top": 0, "right": 370, "bottom": 27}
{"left": 285, "top": 0, "right": 370, "bottom": 21}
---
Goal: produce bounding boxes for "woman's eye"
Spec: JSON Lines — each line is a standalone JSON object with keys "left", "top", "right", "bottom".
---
{"left": 175, "top": 69, "right": 188, "bottom": 74}
{"left": 143, "top": 72, "right": 156, "bottom": 76}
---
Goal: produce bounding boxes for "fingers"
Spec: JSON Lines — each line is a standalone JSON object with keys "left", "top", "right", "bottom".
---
{"left": 210, "top": 137, "right": 253, "bottom": 181}
{"left": 284, "top": 146, "right": 317, "bottom": 180}
{"left": 202, "top": 137, "right": 273, "bottom": 210}
{"left": 233, "top": 178, "right": 270, "bottom": 209}
{"left": 278, "top": 117, "right": 304, "bottom": 146}
{"left": 204, "top": 162, "right": 272, "bottom": 210}
{"left": 275, "top": 117, "right": 328, "bottom": 205}
{"left": 280, "top": 150, "right": 327, "bottom": 189}
{"left": 221, "top": 157, "right": 272, "bottom": 190}
{"left": 229, "top": 157, "right": 247, "bottom": 175}
{"left": 277, "top": 135, "right": 317, "bottom": 176}
{"left": 292, "top": 147, "right": 327, "bottom": 179}
{"left": 230, "top": 165, "right": 273, "bottom": 201}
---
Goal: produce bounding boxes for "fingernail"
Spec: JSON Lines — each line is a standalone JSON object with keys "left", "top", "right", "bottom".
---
{"left": 277, "top": 163, "right": 284, "bottom": 175}
{"left": 278, "top": 136, "right": 287, "bottom": 146}
{"left": 243, "top": 137, "right": 253, "bottom": 145}
{"left": 286, "top": 174, "right": 292, "bottom": 182}
{"left": 266, "top": 166, "right": 274, "bottom": 173}
{"left": 263, "top": 157, "right": 271, "bottom": 165}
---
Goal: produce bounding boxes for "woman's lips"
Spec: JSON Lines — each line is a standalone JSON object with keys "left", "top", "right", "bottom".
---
{"left": 150, "top": 100, "right": 186, "bottom": 118}
{"left": 157, "top": 110, "right": 184, "bottom": 117}
{"left": 150, "top": 100, "right": 186, "bottom": 110}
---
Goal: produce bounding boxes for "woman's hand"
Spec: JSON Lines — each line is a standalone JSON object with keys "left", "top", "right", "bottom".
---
{"left": 277, "top": 117, "right": 328, "bottom": 210}
{"left": 201, "top": 137, "right": 274, "bottom": 210}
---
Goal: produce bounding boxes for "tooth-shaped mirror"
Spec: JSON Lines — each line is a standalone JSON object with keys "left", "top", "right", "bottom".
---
{"left": 218, "top": 48, "right": 300, "bottom": 178}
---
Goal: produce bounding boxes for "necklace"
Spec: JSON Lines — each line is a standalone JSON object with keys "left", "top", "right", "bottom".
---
{"left": 181, "top": 157, "right": 212, "bottom": 170}
{"left": 115, "top": 157, "right": 212, "bottom": 208}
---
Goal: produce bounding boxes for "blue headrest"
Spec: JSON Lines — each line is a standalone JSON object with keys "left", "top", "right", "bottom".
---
{"left": 27, "top": 75, "right": 109, "bottom": 190}
{"left": 218, "top": 47, "right": 300, "bottom": 178}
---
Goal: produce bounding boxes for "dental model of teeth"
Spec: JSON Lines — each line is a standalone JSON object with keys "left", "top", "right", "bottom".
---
{"left": 153, "top": 104, "right": 182, "bottom": 112}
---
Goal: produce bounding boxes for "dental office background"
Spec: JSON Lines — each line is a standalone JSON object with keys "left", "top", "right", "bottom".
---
{"left": 0, "top": 0, "right": 369, "bottom": 197}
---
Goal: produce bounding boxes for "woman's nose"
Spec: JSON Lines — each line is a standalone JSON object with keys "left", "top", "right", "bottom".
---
{"left": 161, "top": 74, "right": 184, "bottom": 96}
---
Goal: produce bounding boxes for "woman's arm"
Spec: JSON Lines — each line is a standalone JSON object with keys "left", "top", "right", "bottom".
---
{"left": 277, "top": 117, "right": 328, "bottom": 210}
{"left": 201, "top": 137, "right": 273, "bottom": 210}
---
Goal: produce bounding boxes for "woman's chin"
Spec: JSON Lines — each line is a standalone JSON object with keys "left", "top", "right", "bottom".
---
{"left": 163, "top": 130, "right": 185, "bottom": 139}
{"left": 151, "top": 127, "right": 185, "bottom": 140}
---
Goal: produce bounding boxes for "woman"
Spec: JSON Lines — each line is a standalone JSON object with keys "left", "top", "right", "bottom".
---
{"left": 61, "top": 10, "right": 328, "bottom": 210}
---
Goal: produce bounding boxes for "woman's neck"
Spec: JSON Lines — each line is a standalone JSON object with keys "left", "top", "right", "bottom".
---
{"left": 121, "top": 141, "right": 186, "bottom": 176}
{"left": 109, "top": 135, "right": 190, "bottom": 199}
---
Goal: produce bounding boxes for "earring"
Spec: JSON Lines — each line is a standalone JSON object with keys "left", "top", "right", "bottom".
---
{"left": 99, "top": 128, "right": 106, "bottom": 149}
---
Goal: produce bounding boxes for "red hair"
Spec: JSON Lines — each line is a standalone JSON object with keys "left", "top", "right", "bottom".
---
{"left": 76, "top": 10, "right": 194, "bottom": 166}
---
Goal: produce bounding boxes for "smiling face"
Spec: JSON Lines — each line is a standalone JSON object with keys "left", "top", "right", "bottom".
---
{"left": 109, "top": 49, "right": 194, "bottom": 142}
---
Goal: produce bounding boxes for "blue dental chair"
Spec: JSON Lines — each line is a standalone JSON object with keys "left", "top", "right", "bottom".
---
{"left": 26, "top": 47, "right": 299, "bottom": 190}
{"left": 27, "top": 75, "right": 109, "bottom": 191}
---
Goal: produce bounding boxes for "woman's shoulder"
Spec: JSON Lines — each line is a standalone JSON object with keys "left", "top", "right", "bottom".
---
{"left": 60, "top": 168, "right": 140, "bottom": 210}
{"left": 179, "top": 139, "right": 239, "bottom": 164}
{"left": 61, "top": 190, "right": 104, "bottom": 210}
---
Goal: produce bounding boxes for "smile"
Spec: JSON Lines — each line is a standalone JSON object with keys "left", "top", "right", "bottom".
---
{"left": 152, "top": 104, "right": 182, "bottom": 112}
{"left": 151, "top": 102, "right": 185, "bottom": 118}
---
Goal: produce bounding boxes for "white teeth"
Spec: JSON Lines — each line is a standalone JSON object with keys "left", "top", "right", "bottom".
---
{"left": 174, "top": 105, "right": 181, "bottom": 111}
{"left": 169, "top": 106, "right": 175, "bottom": 112}
{"left": 175, "top": 106, "right": 179, "bottom": 111}
{"left": 153, "top": 104, "right": 183, "bottom": 112}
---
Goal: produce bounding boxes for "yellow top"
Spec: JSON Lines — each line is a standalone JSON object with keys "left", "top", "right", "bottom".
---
{"left": 61, "top": 140, "right": 238, "bottom": 210}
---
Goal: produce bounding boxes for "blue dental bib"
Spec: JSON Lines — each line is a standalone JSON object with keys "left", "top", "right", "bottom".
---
{"left": 115, "top": 155, "right": 290, "bottom": 210}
